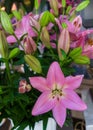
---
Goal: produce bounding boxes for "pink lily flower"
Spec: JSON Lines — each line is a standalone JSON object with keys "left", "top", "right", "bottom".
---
{"left": 29, "top": 62, "right": 87, "bottom": 127}
{"left": 7, "top": 13, "right": 36, "bottom": 44}
{"left": 82, "top": 38, "right": 93, "bottom": 59}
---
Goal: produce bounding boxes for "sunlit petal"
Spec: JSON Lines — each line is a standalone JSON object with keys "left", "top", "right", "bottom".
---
{"left": 52, "top": 102, "right": 66, "bottom": 127}
{"left": 29, "top": 77, "right": 50, "bottom": 92}
{"left": 64, "top": 75, "right": 84, "bottom": 89}
{"left": 32, "top": 91, "right": 54, "bottom": 115}
{"left": 47, "top": 62, "right": 65, "bottom": 89}
{"left": 62, "top": 89, "right": 87, "bottom": 110}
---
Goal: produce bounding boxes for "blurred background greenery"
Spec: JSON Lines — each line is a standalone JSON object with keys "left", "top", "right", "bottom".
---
{"left": 0, "top": 0, "right": 47, "bottom": 13}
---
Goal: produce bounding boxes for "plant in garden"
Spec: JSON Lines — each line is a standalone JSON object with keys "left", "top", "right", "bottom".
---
{"left": 0, "top": 0, "right": 92, "bottom": 129}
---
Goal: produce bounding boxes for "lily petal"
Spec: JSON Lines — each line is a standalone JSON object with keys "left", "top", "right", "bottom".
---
{"left": 32, "top": 91, "right": 54, "bottom": 115}
{"left": 29, "top": 77, "right": 50, "bottom": 92}
{"left": 7, "top": 36, "right": 17, "bottom": 44}
{"left": 47, "top": 62, "right": 65, "bottom": 89}
{"left": 65, "top": 75, "right": 84, "bottom": 90}
{"left": 52, "top": 102, "right": 66, "bottom": 127}
{"left": 62, "top": 89, "right": 87, "bottom": 110}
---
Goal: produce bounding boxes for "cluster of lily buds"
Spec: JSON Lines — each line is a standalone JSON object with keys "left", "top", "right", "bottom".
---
{"left": 18, "top": 79, "right": 31, "bottom": 93}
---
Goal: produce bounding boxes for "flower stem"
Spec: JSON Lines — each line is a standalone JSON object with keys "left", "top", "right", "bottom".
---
{"left": 5, "top": 60, "right": 11, "bottom": 83}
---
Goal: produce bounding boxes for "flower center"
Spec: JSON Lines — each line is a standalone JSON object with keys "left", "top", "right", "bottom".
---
{"left": 52, "top": 88, "right": 63, "bottom": 100}
{"left": 87, "top": 38, "right": 93, "bottom": 46}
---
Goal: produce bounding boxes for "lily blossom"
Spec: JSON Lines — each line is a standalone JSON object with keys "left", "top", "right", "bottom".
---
{"left": 29, "top": 62, "right": 87, "bottom": 127}
{"left": 7, "top": 13, "right": 36, "bottom": 44}
{"left": 82, "top": 38, "right": 93, "bottom": 59}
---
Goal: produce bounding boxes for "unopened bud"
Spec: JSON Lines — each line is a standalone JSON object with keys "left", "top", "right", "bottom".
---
{"left": 49, "top": 0, "right": 59, "bottom": 16}
{"left": 58, "top": 28, "right": 70, "bottom": 60}
{"left": 40, "top": 27, "right": 50, "bottom": 48}
{"left": 0, "top": 31, "right": 8, "bottom": 58}
{"left": 30, "top": 16, "right": 40, "bottom": 33}
{"left": 18, "top": 79, "right": 31, "bottom": 93}
{"left": 23, "top": 36, "right": 37, "bottom": 54}
{"left": 24, "top": 54, "right": 42, "bottom": 73}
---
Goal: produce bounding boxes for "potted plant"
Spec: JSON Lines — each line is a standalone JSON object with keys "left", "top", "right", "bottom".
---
{"left": 0, "top": 0, "right": 93, "bottom": 130}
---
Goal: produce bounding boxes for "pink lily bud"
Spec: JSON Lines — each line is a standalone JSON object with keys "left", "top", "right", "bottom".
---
{"left": 18, "top": 79, "right": 31, "bottom": 93}
{"left": 19, "top": 86, "right": 26, "bottom": 93}
{"left": 40, "top": 27, "right": 51, "bottom": 48}
{"left": 58, "top": 28, "right": 70, "bottom": 59}
{"left": 49, "top": 0, "right": 59, "bottom": 16}
{"left": 30, "top": 16, "right": 40, "bottom": 33}
{"left": 18, "top": 79, "right": 27, "bottom": 93}
{"left": 23, "top": 36, "right": 37, "bottom": 54}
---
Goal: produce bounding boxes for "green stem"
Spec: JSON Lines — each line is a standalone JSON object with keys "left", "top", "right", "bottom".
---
{"left": 36, "top": 27, "right": 42, "bottom": 45}
{"left": 49, "top": 48, "right": 58, "bottom": 60}
{"left": 13, "top": 33, "right": 24, "bottom": 49}
{"left": 5, "top": 60, "right": 11, "bottom": 83}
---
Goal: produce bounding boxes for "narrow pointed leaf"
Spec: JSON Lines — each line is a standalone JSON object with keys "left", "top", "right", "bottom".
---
{"left": 74, "top": 55, "right": 90, "bottom": 64}
{"left": 76, "top": 0, "right": 90, "bottom": 12}
{"left": 12, "top": 10, "right": 22, "bottom": 20}
{"left": 69, "top": 47, "right": 82, "bottom": 59}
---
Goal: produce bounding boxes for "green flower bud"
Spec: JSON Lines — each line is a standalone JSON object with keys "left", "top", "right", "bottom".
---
{"left": 40, "top": 27, "right": 50, "bottom": 48}
{"left": 0, "top": 11, "right": 14, "bottom": 34}
{"left": 40, "top": 11, "right": 55, "bottom": 27}
{"left": 0, "top": 31, "right": 8, "bottom": 58}
{"left": 24, "top": 55, "right": 42, "bottom": 73}
{"left": 76, "top": 0, "right": 90, "bottom": 12}
{"left": 49, "top": 0, "right": 59, "bottom": 16}
{"left": 9, "top": 48, "right": 20, "bottom": 60}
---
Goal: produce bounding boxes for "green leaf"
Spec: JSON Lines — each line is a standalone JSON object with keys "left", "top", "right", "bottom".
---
{"left": 43, "top": 118, "right": 48, "bottom": 130}
{"left": 12, "top": 10, "right": 22, "bottom": 20}
{"left": 74, "top": 55, "right": 90, "bottom": 64}
{"left": 66, "top": 6, "right": 72, "bottom": 14}
{"left": 62, "top": 0, "right": 66, "bottom": 8}
{"left": 0, "top": 11, "right": 14, "bottom": 34}
{"left": 9, "top": 48, "right": 20, "bottom": 59}
{"left": 24, "top": 55, "right": 42, "bottom": 73}
{"left": 60, "top": 49, "right": 67, "bottom": 60}
{"left": 76, "top": 0, "right": 90, "bottom": 12}
{"left": 69, "top": 47, "right": 82, "bottom": 59}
